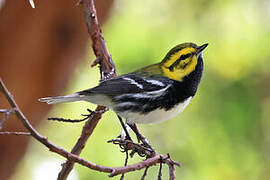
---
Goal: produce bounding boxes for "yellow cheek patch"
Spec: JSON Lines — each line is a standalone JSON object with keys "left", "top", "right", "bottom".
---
{"left": 161, "top": 56, "right": 198, "bottom": 81}
{"left": 178, "top": 58, "right": 190, "bottom": 68}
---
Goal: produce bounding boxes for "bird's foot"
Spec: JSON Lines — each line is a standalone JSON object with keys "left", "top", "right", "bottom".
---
{"left": 116, "top": 126, "right": 154, "bottom": 153}
{"left": 81, "top": 108, "right": 109, "bottom": 119}
{"left": 108, "top": 138, "right": 155, "bottom": 158}
{"left": 138, "top": 136, "right": 154, "bottom": 152}
{"left": 127, "top": 123, "right": 155, "bottom": 152}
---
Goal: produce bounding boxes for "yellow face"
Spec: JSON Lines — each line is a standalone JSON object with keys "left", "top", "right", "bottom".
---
{"left": 161, "top": 47, "right": 198, "bottom": 81}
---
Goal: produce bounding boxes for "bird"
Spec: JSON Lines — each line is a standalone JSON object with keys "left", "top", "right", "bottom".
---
{"left": 39, "top": 42, "right": 208, "bottom": 148}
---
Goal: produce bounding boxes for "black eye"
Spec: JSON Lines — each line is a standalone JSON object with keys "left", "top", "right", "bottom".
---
{"left": 180, "top": 53, "right": 192, "bottom": 60}
{"left": 169, "top": 65, "right": 174, "bottom": 71}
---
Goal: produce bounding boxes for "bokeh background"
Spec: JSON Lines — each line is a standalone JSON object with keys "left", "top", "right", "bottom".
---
{"left": 1, "top": 0, "right": 270, "bottom": 179}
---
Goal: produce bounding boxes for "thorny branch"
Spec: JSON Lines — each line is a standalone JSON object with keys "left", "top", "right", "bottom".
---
{"left": 2, "top": 0, "right": 181, "bottom": 179}
{"left": 0, "top": 79, "right": 180, "bottom": 178}
{"left": 57, "top": 0, "right": 117, "bottom": 179}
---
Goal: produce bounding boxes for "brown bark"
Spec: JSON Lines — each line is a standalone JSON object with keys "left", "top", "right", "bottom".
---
{"left": 0, "top": 0, "right": 113, "bottom": 179}
{"left": 57, "top": 0, "right": 117, "bottom": 178}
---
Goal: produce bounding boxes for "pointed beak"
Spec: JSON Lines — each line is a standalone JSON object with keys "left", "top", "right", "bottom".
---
{"left": 196, "top": 43, "right": 208, "bottom": 54}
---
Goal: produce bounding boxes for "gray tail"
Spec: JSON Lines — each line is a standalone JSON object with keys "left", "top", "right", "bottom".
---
{"left": 38, "top": 93, "right": 82, "bottom": 104}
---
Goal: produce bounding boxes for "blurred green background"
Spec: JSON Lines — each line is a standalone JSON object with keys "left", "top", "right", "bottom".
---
{"left": 12, "top": 0, "right": 270, "bottom": 179}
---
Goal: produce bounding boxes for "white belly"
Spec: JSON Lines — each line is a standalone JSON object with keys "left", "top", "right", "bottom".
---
{"left": 118, "top": 97, "right": 192, "bottom": 124}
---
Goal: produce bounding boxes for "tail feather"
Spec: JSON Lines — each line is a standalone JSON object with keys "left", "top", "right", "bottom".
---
{"left": 38, "top": 93, "right": 82, "bottom": 104}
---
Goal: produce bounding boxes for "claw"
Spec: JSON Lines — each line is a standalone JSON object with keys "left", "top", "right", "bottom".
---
{"left": 141, "top": 138, "right": 154, "bottom": 151}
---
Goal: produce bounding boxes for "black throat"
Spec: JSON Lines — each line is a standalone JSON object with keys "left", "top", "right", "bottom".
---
{"left": 161, "top": 54, "right": 204, "bottom": 110}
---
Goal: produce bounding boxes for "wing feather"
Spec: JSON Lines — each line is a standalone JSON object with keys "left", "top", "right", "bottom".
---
{"left": 79, "top": 74, "right": 173, "bottom": 96}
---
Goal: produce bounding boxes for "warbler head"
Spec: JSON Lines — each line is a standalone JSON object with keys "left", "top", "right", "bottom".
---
{"left": 160, "top": 42, "right": 208, "bottom": 81}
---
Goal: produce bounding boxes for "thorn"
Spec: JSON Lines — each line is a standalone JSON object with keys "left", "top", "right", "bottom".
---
{"left": 91, "top": 58, "right": 100, "bottom": 67}
{"left": 29, "top": 0, "right": 35, "bottom": 8}
{"left": 108, "top": 169, "right": 116, "bottom": 178}
{"left": 87, "top": 108, "right": 94, "bottom": 113}
{"left": 76, "top": 0, "right": 83, "bottom": 6}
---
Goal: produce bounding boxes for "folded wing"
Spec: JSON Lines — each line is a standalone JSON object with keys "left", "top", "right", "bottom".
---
{"left": 79, "top": 73, "right": 173, "bottom": 96}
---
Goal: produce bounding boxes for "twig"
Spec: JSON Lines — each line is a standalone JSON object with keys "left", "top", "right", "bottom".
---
{"left": 57, "top": 106, "right": 106, "bottom": 180}
{"left": 0, "top": 108, "right": 15, "bottom": 129}
{"left": 166, "top": 153, "right": 180, "bottom": 180}
{"left": 0, "top": 79, "right": 167, "bottom": 175}
{"left": 141, "top": 166, "right": 149, "bottom": 180}
{"left": 47, "top": 117, "right": 88, "bottom": 123}
{"left": 1, "top": 78, "right": 180, "bottom": 178}
{"left": 1, "top": 77, "right": 180, "bottom": 178}
{"left": 29, "top": 0, "right": 35, "bottom": 8}
{"left": 107, "top": 139, "right": 180, "bottom": 178}
{"left": 124, "top": 148, "right": 129, "bottom": 167}
{"left": 158, "top": 157, "right": 163, "bottom": 180}
{"left": 0, "top": 78, "right": 109, "bottom": 173}
{"left": 0, "top": 109, "right": 12, "bottom": 113}
{"left": 120, "top": 150, "right": 129, "bottom": 180}
{"left": 48, "top": 108, "right": 108, "bottom": 123}
{"left": 57, "top": 0, "right": 117, "bottom": 179}
{"left": 0, "top": 131, "right": 31, "bottom": 136}
{"left": 169, "top": 164, "right": 176, "bottom": 180}
{"left": 1, "top": 0, "right": 182, "bottom": 178}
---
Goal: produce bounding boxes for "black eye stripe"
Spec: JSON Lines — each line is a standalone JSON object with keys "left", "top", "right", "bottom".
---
{"left": 169, "top": 59, "right": 180, "bottom": 71}
{"left": 167, "top": 52, "right": 193, "bottom": 71}
{"left": 179, "top": 53, "right": 192, "bottom": 60}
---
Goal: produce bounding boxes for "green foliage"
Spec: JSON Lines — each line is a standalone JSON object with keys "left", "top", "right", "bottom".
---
{"left": 14, "top": 0, "right": 270, "bottom": 179}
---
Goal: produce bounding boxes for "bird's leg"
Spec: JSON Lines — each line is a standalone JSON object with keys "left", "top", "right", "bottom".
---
{"left": 117, "top": 115, "right": 132, "bottom": 141}
{"left": 128, "top": 123, "right": 154, "bottom": 151}
{"left": 119, "top": 124, "right": 131, "bottom": 140}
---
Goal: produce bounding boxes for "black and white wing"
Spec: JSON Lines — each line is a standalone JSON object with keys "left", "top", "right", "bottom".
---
{"left": 79, "top": 73, "right": 173, "bottom": 96}
{"left": 39, "top": 74, "right": 173, "bottom": 106}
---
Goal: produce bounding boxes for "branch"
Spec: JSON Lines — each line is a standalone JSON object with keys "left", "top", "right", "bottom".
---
{"left": 47, "top": 108, "right": 108, "bottom": 123}
{"left": 107, "top": 139, "right": 180, "bottom": 177}
{"left": 1, "top": 78, "right": 180, "bottom": 178}
{"left": 0, "top": 108, "right": 15, "bottom": 129}
{"left": 0, "top": 79, "right": 107, "bottom": 173}
{"left": 108, "top": 153, "right": 180, "bottom": 177}
{"left": 29, "top": 0, "right": 35, "bottom": 8}
{"left": 1, "top": 0, "right": 182, "bottom": 179}
{"left": 0, "top": 131, "right": 31, "bottom": 136}
{"left": 57, "top": 0, "right": 117, "bottom": 179}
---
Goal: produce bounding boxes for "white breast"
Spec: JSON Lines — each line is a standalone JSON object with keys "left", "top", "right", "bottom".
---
{"left": 118, "top": 97, "right": 193, "bottom": 124}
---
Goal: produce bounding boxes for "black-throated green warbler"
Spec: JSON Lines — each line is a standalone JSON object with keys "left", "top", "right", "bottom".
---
{"left": 39, "top": 42, "right": 208, "bottom": 147}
